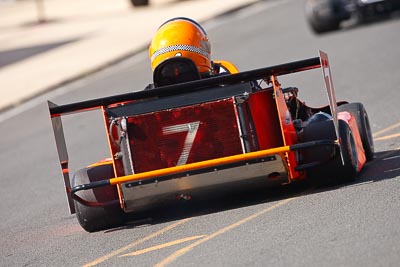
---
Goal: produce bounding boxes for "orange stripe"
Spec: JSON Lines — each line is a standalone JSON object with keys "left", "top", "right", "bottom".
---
{"left": 109, "top": 146, "right": 290, "bottom": 186}
{"left": 87, "top": 160, "right": 113, "bottom": 168}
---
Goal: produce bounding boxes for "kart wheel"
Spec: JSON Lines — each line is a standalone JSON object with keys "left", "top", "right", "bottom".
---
{"left": 338, "top": 102, "right": 374, "bottom": 161}
{"left": 73, "top": 164, "right": 124, "bottom": 232}
{"left": 336, "top": 120, "right": 359, "bottom": 181}
{"left": 130, "top": 0, "right": 149, "bottom": 6}
{"left": 307, "top": 15, "right": 340, "bottom": 34}
{"left": 301, "top": 120, "right": 358, "bottom": 186}
{"left": 305, "top": 0, "right": 341, "bottom": 34}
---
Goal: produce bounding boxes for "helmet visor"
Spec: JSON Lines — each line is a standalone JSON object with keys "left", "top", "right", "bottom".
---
{"left": 153, "top": 57, "right": 201, "bottom": 87}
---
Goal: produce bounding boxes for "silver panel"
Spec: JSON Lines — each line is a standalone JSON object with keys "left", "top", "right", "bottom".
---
{"left": 121, "top": 155, "right": 288, "bottom": 212}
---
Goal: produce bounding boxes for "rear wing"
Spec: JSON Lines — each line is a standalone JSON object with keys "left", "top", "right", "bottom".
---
{"left": 48, "top": 50, "right": 340, "bottom": 213}
{"left": 49, "top": 56, "right": 321, "bottom": 117}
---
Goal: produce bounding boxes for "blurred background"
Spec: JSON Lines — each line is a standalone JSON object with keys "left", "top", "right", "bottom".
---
{"left": 0, "top": 0, "right": 216, "bottom": 112}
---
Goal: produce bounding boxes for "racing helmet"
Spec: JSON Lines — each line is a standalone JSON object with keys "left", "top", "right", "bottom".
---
{"left": 149, "top": 17, "right": 212, "bottom": 76}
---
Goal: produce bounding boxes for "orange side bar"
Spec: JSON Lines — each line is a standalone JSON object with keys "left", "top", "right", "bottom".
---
{"left": 109, "top": 145, "right": 291, "bottom": 186}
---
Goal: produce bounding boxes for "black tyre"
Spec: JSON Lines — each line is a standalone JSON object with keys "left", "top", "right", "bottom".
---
{"left": 307, "top": 15, "right": 340, "bottom": 34}
{"left": 72, "top": 164, "right": 124, "bottom": 232}
{"left": 305, "top": 0, "right": 341, "bottom": 34}
{"left": 338, "top": 102, "right": 374, "bottom": 161}
{"left": 130, "top": 0, "right": 149, "bottom": 6}
{"left": 301, "top": 119, "right": 359, "bottom": 186}
{"left": 336, "top": 120, "right": 359, "bottom": 181}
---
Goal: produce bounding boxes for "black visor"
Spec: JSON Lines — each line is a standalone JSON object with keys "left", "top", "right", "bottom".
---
{"left": 153, "top": 57, "right": 201, "bottom": 87}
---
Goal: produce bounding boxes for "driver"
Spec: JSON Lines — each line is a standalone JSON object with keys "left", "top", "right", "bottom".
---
{"left": 147, "top": 17, "right": 238, "bottom": 88}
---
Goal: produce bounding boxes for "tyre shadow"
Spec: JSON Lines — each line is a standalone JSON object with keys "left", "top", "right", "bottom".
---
{"left": 356, "top": 149, "right": 400, "bottom": 183}
{"left": 306, "top": 149, "right": 400, "bottom": 196}
{"left": 105, "top": 149, "right": 400, "bottom": 233}
{"left": 107, "top": 180, "right": 309, "bottom": 233}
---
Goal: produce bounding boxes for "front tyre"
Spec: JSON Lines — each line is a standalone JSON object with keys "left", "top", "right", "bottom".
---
{"left": 338, "top": 102, "right": 374, "bottom": 161}
{"left": 73, "top": 164, "right": 124, "bottom": 232}
{"left": 337, "top": 121, "right": 359, "bottom": 181}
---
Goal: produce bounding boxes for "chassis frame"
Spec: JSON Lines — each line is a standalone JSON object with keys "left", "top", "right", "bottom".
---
{"left": 49, "top": 51, "right": 369, "bottom": 223}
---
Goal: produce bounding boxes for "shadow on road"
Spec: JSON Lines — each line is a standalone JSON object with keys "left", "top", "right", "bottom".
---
{"left": 0, "top": 38, "right": 80, "bottom": 69}
{"left": 105, "top": 149, "right": 400, "bottom": 233}
{"left": 358, "top": 149, "right": 400, "bottom": 183}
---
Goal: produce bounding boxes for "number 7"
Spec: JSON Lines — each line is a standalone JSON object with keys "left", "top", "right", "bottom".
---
{"left": 162, "top": 121, "right": 200, "bottom": 166}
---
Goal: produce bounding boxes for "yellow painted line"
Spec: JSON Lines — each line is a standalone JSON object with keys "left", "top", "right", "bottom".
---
{"left": 155, "top": 197, "right": 295, "bottom": 267}
{"left": 82, "top": 218, "right": 192, "bottom": 267}
{"left": 373, "top": 148, "right": 400, "bottom": 161}
{"left": 373, "top": 121, "right": 400, "bottom": 138}
{"left": 374, "top": 132, "right": 400, "bottom": 141}
{"left": 120, "top": 235, "right": 207, "bottom": 257}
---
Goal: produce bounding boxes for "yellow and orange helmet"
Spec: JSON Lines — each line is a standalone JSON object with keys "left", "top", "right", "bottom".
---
{"left": 149, "top": 17, "right": 212, "bottom": 76}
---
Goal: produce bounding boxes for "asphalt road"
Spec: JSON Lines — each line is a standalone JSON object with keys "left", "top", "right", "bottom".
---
{"left": 1, "top": 0, "right": 400, "bottom": 266}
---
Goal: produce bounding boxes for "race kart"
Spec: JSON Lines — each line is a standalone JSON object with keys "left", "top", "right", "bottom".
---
{"left": 48, "top": 51, "right": 374, "bottom": 232}
{"left": 305, "top": 0, "right": 400, "bottom": 33}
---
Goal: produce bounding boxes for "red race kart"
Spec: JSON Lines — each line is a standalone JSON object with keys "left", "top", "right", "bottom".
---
{"left": 49, "top": 51, "right": 374, "bottom": 232}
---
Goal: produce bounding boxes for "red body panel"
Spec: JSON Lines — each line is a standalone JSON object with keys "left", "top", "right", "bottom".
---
{"left": 127, "top": 98, "right": 244, "bottom": 173}
{"left": 247, "top": 90, "right": 284, "bottom": 150}
{"left": 272, "top": 76, "right": 304, "bottom": 180}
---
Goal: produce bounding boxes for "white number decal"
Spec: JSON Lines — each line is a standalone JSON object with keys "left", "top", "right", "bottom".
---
{"left": 323, "top": 67, "right": 330, "bottom": 82}
{"left": 163, "top": 121, "right": 200, "bottom": 166}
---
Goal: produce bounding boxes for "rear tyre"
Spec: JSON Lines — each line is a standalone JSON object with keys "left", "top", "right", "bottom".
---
{"left": 301, "top": 120, "right": 359, "bottom": 186}
{"left": 338, "top": 102, "right": 374, "bottom": 161}
{"left": 73, "top": 164, "right": 124, "bottom": 232}
{"left": 305, "top": 0, "right": 341, "bottom": 34}
{"left": 130, "top": 0, "right": 149, "bottom": 6}
{"left": 307, "top": 15, "right": 340, "bottom": 34}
